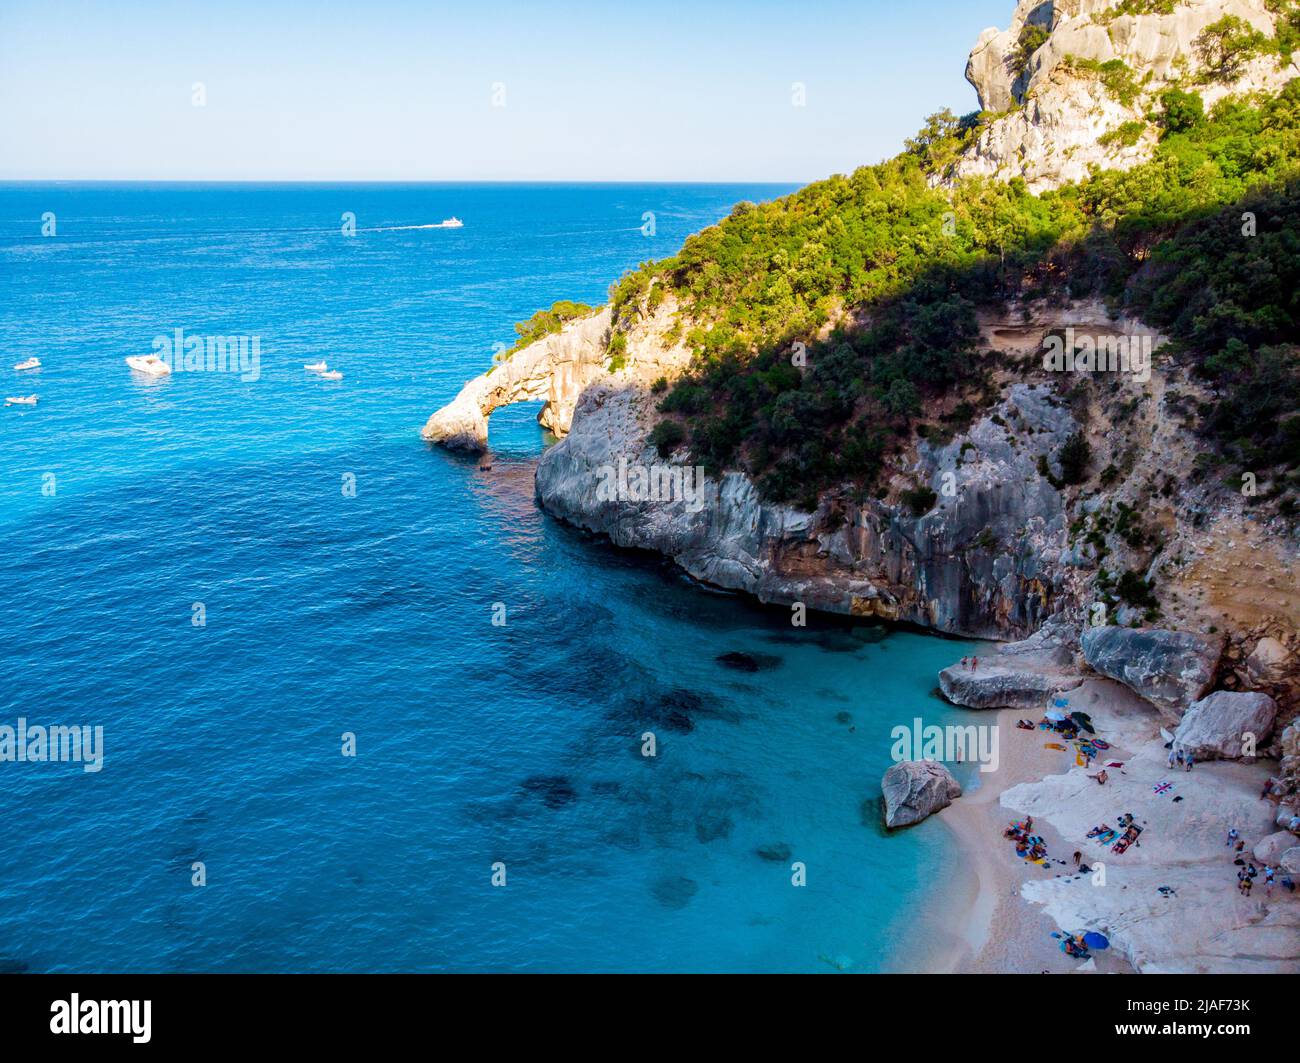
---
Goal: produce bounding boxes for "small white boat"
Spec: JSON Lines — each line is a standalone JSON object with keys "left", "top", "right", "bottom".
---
{"left": 304, "top": 361, "right": 328, "bottom": 372}
{"left": 13, "top": 358, "right": 40, "bottom": 371}
{"left": 126, "top": 354, "right": 172, "bottom": 376}
{"left": 5, "top": 395, "right": 38, "bottom": 406}
{"left": 319, "top": 370, "right": 343, "bottom": 381}
{"left": 438, "top": 217, "right": 463, "bottom": 228}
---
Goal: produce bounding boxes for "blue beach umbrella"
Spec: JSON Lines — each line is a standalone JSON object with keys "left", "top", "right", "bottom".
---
{"left": 1082, "top": 931, "right": 1110, "bottom": 950}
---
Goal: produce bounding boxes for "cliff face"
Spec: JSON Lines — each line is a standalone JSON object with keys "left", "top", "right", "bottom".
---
{"left": 422, "top": 0, "right": 1299, "bottom": 678}
{"left": 958, "top": 0, "right": 1300, "bottom": 191}
{"left": 535, "top": 352, "right": 1078, "bottom": 640}
{"left": 530, "top": 302, "right": 1174, "bottom": 641}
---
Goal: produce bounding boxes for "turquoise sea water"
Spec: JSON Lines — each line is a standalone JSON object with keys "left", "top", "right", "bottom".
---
{"left": 0, "top": 183, "right": 981, "bottom": 972}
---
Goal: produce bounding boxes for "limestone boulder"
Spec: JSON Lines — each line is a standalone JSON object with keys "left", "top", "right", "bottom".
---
{"left": 1254, "top": 831, "right": 1298, "bottom": 865}
{"left": 1173, "top": 691, "right": 1278, "bottom": 760}
{"left": 1081, "top": 626, "right": 1224, "bottom": 718}
{"left": 939, "top": 662, "right": 1081, "bottom": 710}
{"left": 882, "top": 761, "right": 962, "bottom": 829}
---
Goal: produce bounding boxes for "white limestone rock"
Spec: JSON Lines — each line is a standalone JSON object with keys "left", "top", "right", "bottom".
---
{"left": 955, "top": 0, "right": 1300, "bottom": 192}
{"left": 881, "top": 761, "right": 962, "bottom": 828}
{"left": 1081, "top": 625, "right": 1224, "bottom": 719}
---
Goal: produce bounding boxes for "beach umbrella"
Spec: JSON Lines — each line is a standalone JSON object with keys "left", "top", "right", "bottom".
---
{"left": 1045, "top": 710, "right": 1066, "bottom": 722}
{"left": 1070, "top": 711, "right": 1096, "bottom": 733}
{"left": 1082, "top": 931, "right": 1110, "bottom": 950}
{"left": 1053, "top": 698, "right": 1069, "bottom": 708}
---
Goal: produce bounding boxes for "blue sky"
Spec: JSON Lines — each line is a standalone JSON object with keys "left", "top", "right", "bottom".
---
{"left": 0, "top": 0, "right": 1010, "bottom": 181}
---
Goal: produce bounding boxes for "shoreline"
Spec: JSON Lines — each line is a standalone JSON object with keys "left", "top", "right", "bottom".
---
{"left": 891, "top": 705, "right": 1089, "bottom": 974}
{"left": 908, "top": 677, "right": 1299, "bottom": 974}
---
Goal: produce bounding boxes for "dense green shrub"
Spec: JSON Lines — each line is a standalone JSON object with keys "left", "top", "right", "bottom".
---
{"left": 507, "top": 300, "right": 592, "bottom": 354}
{"left": 1157, "top": 88, "right": 1205, "bottom": 135}
{"left": 650, "top": 420, "right": 687, "bottom": 458}
{"left": 901, "top": 485, "right": 939, "bottom": 516}
{"left": 1057, "top": 432, "right": 1092, "bottom": 486}
{"left": 571, "top": 83, "right": 1300, "bottom": 506}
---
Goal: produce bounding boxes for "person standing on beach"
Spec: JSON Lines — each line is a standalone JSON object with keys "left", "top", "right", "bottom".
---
{"left": 1168, "top": 748, "right": 1177, "bottom": 769}
{"left": 1186, "top": 752, "right": 1195, "bottom": 772}
{"left": 1227, "top": 828, "right": 1239, "bottom": 847}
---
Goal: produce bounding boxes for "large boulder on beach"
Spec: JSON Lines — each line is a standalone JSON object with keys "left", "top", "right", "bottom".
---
{"left": 939, "top": 661, "right": 1081, "bottom": 710}
{"left": 1281, "top": 848, "right": 1300, "bottom": 875}
{"left": 1255, "top": 831, "right": 1299, "bottom": 865}
{"left": 881, "top": 761, "right": 962, "bottom": 829}
{"left": 1080, "top": 626, "right": 1224, "bottom": 719}
{"left": 1173, "top": 691, "right": 1278, "bottom": 761}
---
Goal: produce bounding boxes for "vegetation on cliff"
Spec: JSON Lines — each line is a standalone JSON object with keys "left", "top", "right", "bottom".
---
{"left": 588, "top": 82, "right": 1300, "bottom": 509}
{"left": 506, "top": 300, "right": 593, "bottom": 355}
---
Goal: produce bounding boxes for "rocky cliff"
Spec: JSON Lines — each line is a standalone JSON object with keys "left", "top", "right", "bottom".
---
{"left": 423, "top": 0, "right": 1298, "bottom": 699}
{"left": 958, "top": 0, "right": 1300, "bottom": 190}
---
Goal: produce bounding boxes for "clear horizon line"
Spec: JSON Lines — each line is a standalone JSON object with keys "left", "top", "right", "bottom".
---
{"left": 0, "top": 176, "right": 812, "bottom": 186}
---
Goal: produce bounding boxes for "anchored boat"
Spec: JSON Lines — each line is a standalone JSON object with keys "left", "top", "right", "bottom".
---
{"left": 125, "top": 355, "right": 172, "bottom": 376}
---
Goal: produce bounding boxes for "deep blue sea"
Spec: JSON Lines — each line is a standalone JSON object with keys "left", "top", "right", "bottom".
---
{"left": 0, "top": 183, "right": 982, "bottom": 973}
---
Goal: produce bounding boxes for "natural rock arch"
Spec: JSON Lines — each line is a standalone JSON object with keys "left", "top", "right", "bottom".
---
{"left": 421, "top": 308, "right": 612, "bottom": 452}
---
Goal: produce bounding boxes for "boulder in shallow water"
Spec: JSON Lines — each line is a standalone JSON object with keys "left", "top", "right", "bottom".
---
{"left": 756, "top": 842, "right": 793, "bottom": 863}
{"left": 650, "top": 875, "right": 699, "bottom": 910}
{"left": 715, "top": 651, "right": 780, "bottom": 673}
{"left": 881, "top": 761, "right": 962, "bottom": 829}
{"left": 520, "top": 775, "right": 578, "bottom": 809}
{"left": 1173, "top": 691, "right": 1278, "bottom": 761}
{"left": 1080, "top": 626, "right": 1224, "bottom": 719}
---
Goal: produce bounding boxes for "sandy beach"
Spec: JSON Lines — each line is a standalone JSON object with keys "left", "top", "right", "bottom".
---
{"left": 908, "top": 677, "right": 1299, "bottom": 974}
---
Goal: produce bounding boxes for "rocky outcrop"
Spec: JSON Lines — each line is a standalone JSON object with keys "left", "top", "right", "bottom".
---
{"left": 957, "top": 0, "right": 1300, "bottom": 192}
{"left": 535, "top": 366, "right": 1083, "bottom": 640}
{"left": 1281, "top": 721, "right": 1300, "bottom": 798}
{"left": 421, "top": 309, "right": 613, "bottom": 451}
{"left": 881, "top": 761, "right": 962, "bottom": 828}
{"left": 1173, "top": 690, "right": 1279, "bottom": 760}
{"left": 1081, "top": 625, "right": 1224, "bottom": 718}
{"left": 1255, "top": 831, "right": 1298, "bottom": 864}
{"left": 940, "top": 614, "right": 1083, "bottom": 708}
{"left": 966, "top": 0, "right": 1058, "bottom": 113}
{"left": 940, "top": 662, "right": 1082, "bottom": 710}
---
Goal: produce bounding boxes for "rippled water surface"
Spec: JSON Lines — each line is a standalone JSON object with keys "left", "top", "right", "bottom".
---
{"left": 0, "top": 183, "right": 980, "bottom": 972}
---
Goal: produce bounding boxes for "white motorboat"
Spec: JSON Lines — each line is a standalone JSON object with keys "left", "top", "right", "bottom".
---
{"left": 319, "top": 370, "right": 343, "bottom": 380}
{"left": 438, "top": 217, "right": 463, "bottom": 228}
{"left": 5, "top": 395, "right": 38, "bottom": 406}
{"left": 125, "top": 355, "right": 172, "bottom": 376}
{"left": 13, "top": 358, "right": 40, "bottom": 371}
{"left": 304, "top": 361, "right": 328, "bottom": 372}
